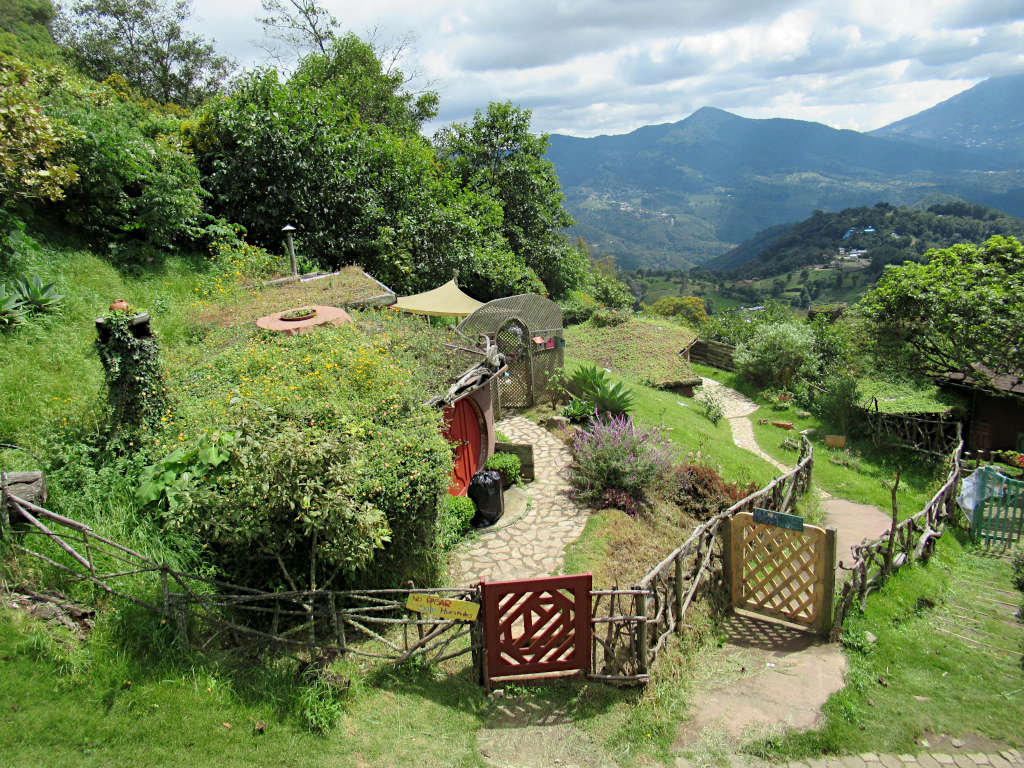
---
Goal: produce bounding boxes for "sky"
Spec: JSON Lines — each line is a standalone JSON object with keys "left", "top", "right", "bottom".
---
{"left": 188, "top": 0, "right": 1024, "bottom": 138}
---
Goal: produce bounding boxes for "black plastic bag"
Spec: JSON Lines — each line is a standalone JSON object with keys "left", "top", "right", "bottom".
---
{"left": 469, "top": 470, "right": 504, "bottom": 528}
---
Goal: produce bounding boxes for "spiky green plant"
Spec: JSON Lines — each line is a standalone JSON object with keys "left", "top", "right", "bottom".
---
{"left": 567, "top": 363, "right": 635, "bottom": 416}
{"left": 0, "top": 285, "right": 28, "bottom": 327}
{"left": 13, "top": 273, "right": 63, "bottom": 312}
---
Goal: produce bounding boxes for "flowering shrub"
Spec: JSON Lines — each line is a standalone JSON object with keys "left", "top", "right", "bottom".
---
{"left": 673, "top": 463, "right": 758, "bottom": 521}
{"left": 565, "top": 413, "right": 675, "bottom": 510}
{"left": 600, "top": 488, "right": 641, "bottom": 517}
{"left": 152, "top": 318, "right": 454, "bottom": 591}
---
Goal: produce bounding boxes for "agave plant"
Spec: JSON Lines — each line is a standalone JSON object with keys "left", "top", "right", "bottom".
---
{"left": 567, "top": 363, "right": 608, "bottom": 399}
{"left": 592, "top": 379, "right": 635, "bottom": 416}
{"left": 566, "top": 363, "right": 635, "bottom": 416}
{"left": 13, "top": 273, "right": 63, "bottom": 312}
{"left": 0, "top": 285, "right": 28, "bottom": 328}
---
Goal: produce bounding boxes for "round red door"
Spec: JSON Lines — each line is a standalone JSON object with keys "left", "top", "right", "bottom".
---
{"left": 442, "top": 397, "right": 483, "bottom": 496}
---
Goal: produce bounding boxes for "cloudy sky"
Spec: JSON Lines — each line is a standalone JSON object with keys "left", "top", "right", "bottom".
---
{"left": 188, "top": 0, "right": 1024, "bottom": 137}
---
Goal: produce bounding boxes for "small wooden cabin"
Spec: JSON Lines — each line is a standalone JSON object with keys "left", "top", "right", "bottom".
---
{"left": 939, "top": 371, "right": 1024, "bottom": 452}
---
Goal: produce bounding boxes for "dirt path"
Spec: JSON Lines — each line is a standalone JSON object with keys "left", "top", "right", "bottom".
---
{"left": 700, "top": 377, "right": 789, "bottom": 473}
{"left": 680, "top": 377, "right": 892, "bottom": 749}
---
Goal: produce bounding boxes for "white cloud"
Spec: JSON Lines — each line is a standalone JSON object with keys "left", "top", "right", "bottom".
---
{"left": 188, "top": 0, "right": 1024, "bottom": 136}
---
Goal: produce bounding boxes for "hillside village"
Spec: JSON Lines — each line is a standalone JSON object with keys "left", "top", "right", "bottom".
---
{"left": 1, "top": 2, "right": 1023, "bottom": 768}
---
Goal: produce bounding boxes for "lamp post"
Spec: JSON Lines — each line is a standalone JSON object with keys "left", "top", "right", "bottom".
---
{"left": 282, "top": 224, "right": 297, "bottom": 278}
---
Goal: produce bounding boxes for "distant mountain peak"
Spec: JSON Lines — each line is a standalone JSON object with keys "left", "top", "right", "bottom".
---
{"left": 871, "top": 73, "right": 1024, "bottom": 157}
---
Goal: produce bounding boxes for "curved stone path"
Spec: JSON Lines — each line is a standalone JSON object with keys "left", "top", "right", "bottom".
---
{"left": 452, "top": 416, "right": 589, "bottom": 584}
{"left": 700, "top": 377, "right": 789, "bottom": 473}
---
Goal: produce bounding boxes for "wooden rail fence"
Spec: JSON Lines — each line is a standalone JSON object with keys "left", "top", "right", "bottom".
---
{"left": 1, "top": 489, "right": 476, "bottom": 664}
{"left": 829, "top": 429, "right": 964, "bottom": 640}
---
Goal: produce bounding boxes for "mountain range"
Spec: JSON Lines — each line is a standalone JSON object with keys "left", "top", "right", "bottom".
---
{"left": 545, "top": 73, "right": 1024, "bottom": 271}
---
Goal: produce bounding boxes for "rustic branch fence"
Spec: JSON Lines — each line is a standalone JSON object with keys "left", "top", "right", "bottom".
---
{"left": 829, "top": 427, "right": 964, "bottom": 640}
{"left": 592, "top": 437, "right": 815, "bottom": 683}
{"left": 861, "top": 407, "right": 962, "bottom": 457}
{"left": 1, "top": 489, "right": 477, "bottom": 664}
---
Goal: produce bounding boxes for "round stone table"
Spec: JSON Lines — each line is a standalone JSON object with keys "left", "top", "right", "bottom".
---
{"left": 255, "top": 305, "right": 353, "bottom": 336}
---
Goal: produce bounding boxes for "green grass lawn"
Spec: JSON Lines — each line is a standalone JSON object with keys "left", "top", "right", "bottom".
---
{"left": 564, "top": 315, "right": 698, "bottom": 389}
{"left": 688, "top": 363, "right": 942, "bottom": 514}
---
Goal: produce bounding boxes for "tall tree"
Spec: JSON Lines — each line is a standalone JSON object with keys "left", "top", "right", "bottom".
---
{"left": 54, "top": 0, "right": 234, "bottom": 107}
{"left": 861, "top": 235, "right": 1024, "bottom": 383}
{"left": 256, "top": 0, "right": 337, "bottom": 59}
{"left": 434, "top": 102, "right": 584, "bottom": 297}
{"left": 290, "top": 32, "right": 437, "bottom": 133}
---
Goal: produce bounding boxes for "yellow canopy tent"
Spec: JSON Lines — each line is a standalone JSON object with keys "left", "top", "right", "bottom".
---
{"left": 392, "top": 279, "right": 484, "bottom": 317}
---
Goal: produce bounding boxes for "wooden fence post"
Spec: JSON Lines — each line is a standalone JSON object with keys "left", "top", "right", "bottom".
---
{"left": 673, "top": 553, "right": 684, "bottom": 636}
{"left": 635, "top": 590, "right": 649, "bottom": 677}
{"left": 819, "top": 526, "right": 838, "bottom": 637}
{"left": 720, "top": 518, "right": 734, "bottom": 609}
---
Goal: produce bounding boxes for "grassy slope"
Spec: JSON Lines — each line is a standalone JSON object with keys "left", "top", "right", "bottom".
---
{"left": 564, "top": 316, "right": 698, "bottom": 388}
{"left": 748, "top": 534, "right": 1023, "bottom": 758}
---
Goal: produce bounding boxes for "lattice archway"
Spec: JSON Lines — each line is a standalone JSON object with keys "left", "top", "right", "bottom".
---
{"left": 496, "top": 318, "right": 531, "bottom": 408}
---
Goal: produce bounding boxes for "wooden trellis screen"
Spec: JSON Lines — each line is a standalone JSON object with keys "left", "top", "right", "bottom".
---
{"left": 495, "top": 318, "right": 532, "bottom": 407}
{"left": 723, "top": 512, "right": 836, "bottom": 633}
{"left": 970, "top": 466, "right": 1024, "bottom": 547}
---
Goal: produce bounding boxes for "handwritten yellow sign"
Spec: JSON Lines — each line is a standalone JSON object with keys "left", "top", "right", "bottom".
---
{"left": 405, "top": 593, "right": 480, "bottom": 622}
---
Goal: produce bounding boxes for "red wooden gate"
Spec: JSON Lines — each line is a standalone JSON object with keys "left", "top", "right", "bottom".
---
{"left": 442, "top": 396, "right": 483, "bottom": 496}
{"left": 480, "top": 573, "right": 592, "bottom": 684}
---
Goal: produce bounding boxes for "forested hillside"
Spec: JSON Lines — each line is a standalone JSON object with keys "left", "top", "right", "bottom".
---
{"left": 711, "top": 201, "right": 1024, "bottom": 278}
{"left": 545, "top": 79, "right": 1024, "bottom": 271}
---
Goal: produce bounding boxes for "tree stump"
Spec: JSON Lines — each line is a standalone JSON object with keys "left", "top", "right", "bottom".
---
{"left": 1, "top": 471, "right": 46, "bottom": 526}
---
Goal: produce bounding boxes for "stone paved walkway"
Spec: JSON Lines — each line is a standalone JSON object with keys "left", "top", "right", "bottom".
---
{"left": 701, "top": 377, "right": 790, "bottom": 473}
{"left": 677, "top": 747, "right": 1024, "bottom": 768}
{"left": 452, "top": 416, "right": 589, "bottom": 584}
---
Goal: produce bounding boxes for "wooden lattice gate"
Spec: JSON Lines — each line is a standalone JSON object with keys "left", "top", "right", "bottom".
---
{"left": 971, "top": 466, "right": 1024, "bottom": 547}
{"left": 723, "top": 511, "right": 837, "bottom": 634}
{"left": 480, "top": 574, "right": 592, "bottom": 685}
{"left": 495, "top": 318, "right": 532, "bottom": 408}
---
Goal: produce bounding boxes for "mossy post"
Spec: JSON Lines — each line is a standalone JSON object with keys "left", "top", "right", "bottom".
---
{"left": 95, "top": 301, "right": 169, "bottom": 434}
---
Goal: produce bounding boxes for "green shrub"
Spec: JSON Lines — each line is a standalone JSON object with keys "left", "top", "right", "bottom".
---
{"left": 159, "top": 321, "right": 453, "bottom": 592}
{"left": 1012, "top": 549, "right": 1024, "bottom": 593}
{"left": 589, "top": 307, "right": 629, "bottom": 327}
{"left": 437, "top": 494, "right": 475, "bottom": 549}
{"left": 566, "top": 413, "right": 675, "bottom": 510}
{"left": 485, "top": 451, "right": 521, "bottom": 486}
{"left": 44, "top": 74, "right": 205, "bottom": 256}
{"left": 560, "top": 289, "right": 598, "bottom": 325}
{"left": 734, "top": 320, "right": 820, "bottom": 391}
{"left": 812, "top": 373, "right": 860, "bottom": 435}
{"left": 697, "top": 389, "right": 724, "bottom": 425}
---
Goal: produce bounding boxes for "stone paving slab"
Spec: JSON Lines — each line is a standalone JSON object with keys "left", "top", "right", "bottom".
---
{"left": 452, "top": 416, "right": 589, "bottom": 584}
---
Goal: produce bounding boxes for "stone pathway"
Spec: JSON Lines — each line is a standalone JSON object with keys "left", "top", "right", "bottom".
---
{"left": 677, "top": 747, "right": 1024, "bottom": 768}
{"left": 701, "top": 377, "right": 789, "bottom": 473}
{"left": 452, "top": 416, "right": 589, "bottom": 584}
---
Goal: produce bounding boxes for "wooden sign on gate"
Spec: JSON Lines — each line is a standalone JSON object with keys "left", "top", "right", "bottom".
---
{"left": 405, "top": 593, "right": 480, "bottom": 622}
{"left": 753, "top": 506, "right": 804, "bottom": 531}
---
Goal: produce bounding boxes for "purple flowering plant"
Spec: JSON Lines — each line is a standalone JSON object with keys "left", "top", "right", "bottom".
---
{"left": 565, "top": 412, "right": 676, "bottom": 513}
